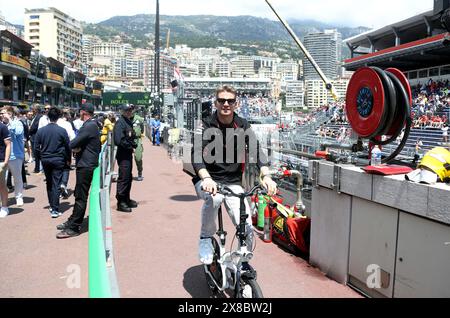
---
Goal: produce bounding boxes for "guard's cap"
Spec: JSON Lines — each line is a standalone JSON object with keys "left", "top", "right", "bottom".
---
{"left": 80, "top": 103, "right": 95, "bottom": 114}
{"left": 120, "top": 104, "right": 133, "bottom": 111}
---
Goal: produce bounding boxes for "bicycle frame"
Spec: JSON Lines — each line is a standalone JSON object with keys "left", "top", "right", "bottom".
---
{"left": 204, "top": 185, "right": 263, "bottom": 294}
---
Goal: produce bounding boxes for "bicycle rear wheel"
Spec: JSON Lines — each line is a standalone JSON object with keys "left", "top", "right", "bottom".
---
{"left": 238, "top": 278, "right": 264, "bottom": 298}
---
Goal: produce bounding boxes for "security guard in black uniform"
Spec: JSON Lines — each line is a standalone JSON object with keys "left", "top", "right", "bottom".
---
{"left": 114, "top": 104, "right": 139, "bottom": 213}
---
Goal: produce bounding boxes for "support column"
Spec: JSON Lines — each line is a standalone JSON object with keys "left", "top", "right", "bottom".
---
{"left": 12, "top": 75, "right": 18, "bottom": 101}
{"left": 0, "top": 73, "right": 4, "bottom": 100}
{"left": 391, "top": 27, "right": 401, "bottom": 46}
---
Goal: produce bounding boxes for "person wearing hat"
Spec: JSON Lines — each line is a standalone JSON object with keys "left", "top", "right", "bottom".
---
{"left": 114, "top": 104, "right": 139, "bottom": 213}
{"left": 131, "top": 106, "right": 145, "bottom": 181}
{"left": 56, "top": 103, "right": 101, "bottom": 239}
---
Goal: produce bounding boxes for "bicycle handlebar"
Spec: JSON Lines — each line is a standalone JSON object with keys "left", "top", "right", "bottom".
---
{"left": 217, "top": 184, "right": 267, "bottom": 198}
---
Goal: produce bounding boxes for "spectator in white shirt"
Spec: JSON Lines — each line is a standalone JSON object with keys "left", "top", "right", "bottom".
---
{"left": 58, "top": 109, "right": 76, "bottom": 199}
{"left": 38, "top": 105, "right": 51, "bottom": 130}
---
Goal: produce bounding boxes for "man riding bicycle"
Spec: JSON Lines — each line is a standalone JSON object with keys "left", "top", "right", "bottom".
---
{"left": 191, "top": 85, "right": 277, "bottom": 265}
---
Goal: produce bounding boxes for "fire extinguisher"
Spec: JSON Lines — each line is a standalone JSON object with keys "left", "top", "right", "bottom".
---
{"left": 257, "top": 195, "right": 267, "bottom": 231}
{"left": 263, "top": 204, "right": 273, "bottom": 243}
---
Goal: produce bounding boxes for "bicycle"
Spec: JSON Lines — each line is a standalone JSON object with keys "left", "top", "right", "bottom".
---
{"left": 203, "top": 183, "right": 266, "bottom": 298}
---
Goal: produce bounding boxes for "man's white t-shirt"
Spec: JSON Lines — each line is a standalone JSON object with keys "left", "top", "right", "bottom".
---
{"left": 38, "top": 115, "right": 49, "bottom": 130}
{"left": 57, "top": 118, "right": 76, "bottom": 141}
{"left": 73, "top": 119, "right": 84, "bottom": 132}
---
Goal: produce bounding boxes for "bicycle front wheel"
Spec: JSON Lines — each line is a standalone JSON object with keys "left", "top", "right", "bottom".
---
{"left": 238, "top": 278, "right": 264, "bottom": 298}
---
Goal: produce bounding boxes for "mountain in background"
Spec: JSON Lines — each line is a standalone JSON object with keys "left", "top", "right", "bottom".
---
{"left": 83, "top": 14, "right": 370, "bottom": 60}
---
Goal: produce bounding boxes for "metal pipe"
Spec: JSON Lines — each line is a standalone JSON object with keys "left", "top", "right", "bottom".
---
{"left": 265, "top": 0, "right": 338, "bottom": 101}
{"left": 320, "top": 143, "right": 355, "bottom": 151}
{"left": 264, "top": 169, "right": 305, "bottom": 213}
{"left": 266, "top": 147, "right": 321, "bottom": 160}
{"left": 289, "top": 170, "right": 306, "bottom": 212}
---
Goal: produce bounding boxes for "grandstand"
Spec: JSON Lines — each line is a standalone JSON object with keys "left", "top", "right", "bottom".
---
{"left": 341, "top": 4, "right": 450, "bottom": 154}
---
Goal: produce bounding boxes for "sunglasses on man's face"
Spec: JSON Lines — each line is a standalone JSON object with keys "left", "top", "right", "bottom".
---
{"left": 216, "top": 98, "right": 237, "bottom": 106}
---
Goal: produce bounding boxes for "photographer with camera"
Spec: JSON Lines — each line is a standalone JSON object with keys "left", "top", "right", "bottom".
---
{"left": 114, "top": 104, "right": 139, "bottom": 213}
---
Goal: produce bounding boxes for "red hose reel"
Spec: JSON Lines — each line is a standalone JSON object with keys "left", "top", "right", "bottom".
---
{"left": 346, "top": 67, "right": 413, "bottom": 163}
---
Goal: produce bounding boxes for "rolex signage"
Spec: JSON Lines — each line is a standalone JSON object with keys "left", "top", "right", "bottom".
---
{"left": 103, "top": 92, "right": 153, "bottom": 106}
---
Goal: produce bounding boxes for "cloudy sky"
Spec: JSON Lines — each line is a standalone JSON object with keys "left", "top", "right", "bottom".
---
{"left": 2, "top": 0, "right": 433, "bottom": 29}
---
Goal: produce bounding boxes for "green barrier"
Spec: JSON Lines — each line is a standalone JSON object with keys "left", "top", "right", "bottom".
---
{"left": 88, "top": 165, "right": 112, "bottom": 298}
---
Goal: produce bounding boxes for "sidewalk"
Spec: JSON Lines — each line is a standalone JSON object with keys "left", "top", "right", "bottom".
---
{"left": 0, "top": 165, "right": 88, "bottom": 298}
{"left": 111, "top": 139, "right": 362, "bottom": 298}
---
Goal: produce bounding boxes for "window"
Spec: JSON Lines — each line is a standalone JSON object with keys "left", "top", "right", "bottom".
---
{"left": 409, "top": 71, "right": 418, "bottom": 79}
{"left": 30, "top": 15, "right": 40, "bottom": 19}
{"left": 441, "top": 65, "right": 450, "bottom": 75}
{"left": 418, "top": 70, "right": 428, "bottom": 78}
{"left": 429, "top": 68, "right": 439, "bottom": 77}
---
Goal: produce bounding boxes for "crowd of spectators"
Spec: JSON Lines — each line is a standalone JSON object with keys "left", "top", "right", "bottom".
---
{"left": 411, "top": 79, "right": 450, "bottom": 129}
{"left": 0, "top": 104, "right": 120, "bottom": 220}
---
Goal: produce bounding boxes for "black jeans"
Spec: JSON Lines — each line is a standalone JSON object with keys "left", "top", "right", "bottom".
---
{"left": 42, "top": 160, "right": 64, "bottom": 212}
{"left": 116, "top": 156, "right": 133, "bottom": 203}
{"left": 30, "top": 136, "right": 42, "bottom": 173}
{"left": 61, "top": 168, "right": 70, "bottom": 188}
{"left": 67, "top": 167, "right": 95, "bottom": 232}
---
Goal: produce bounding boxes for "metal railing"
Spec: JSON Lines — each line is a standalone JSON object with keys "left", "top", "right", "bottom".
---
{"left": 88, "top": 132, "right": 120, "bottom": 298}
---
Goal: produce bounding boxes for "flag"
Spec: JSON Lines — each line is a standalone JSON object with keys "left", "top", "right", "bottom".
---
{"left": 174, "top": 67, "right": 185, "bottom": 83}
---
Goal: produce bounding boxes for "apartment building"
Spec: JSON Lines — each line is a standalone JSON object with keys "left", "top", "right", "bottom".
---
{"left": 304, "top": 29, "right": 342, "bottom": 81}
{"left": 24, "top": 8, "right": 83, "bottom": 70}
{"left": 285, "top": 80, "right": 305, "bottom": 108}
{"left": 231, "top": 55, "right": 256, "bottom": 78}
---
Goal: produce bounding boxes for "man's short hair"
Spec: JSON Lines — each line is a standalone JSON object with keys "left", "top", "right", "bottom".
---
{"left": 48, "top": 107, "right": 61, "bottom": 122}
{"left": 215, "top": 85, "right": 237, "bottom": 99}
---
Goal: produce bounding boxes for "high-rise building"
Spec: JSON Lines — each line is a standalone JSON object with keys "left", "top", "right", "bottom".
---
{"left": 305, "top": 78, "right": 349, "bottom": 108}
{"left": 276, "top": 60, "right": 300, "bottom": 81}
{"left": 253, "top": 56, "right": 280, "bottom": 72}
{"left": 81, "top": 35, "right": 99, "bottom": 74}
{"left": 328, "top": 78, "right": 350, "bottom": 103}
{"left": 305, "top": 80, "right": 328, "bottom": 109}
{"left": 24, "top": 8, "right": 83, "bottom": 70}
{"left": 214, "top": 60, "right": 231, "bottom": 78}
{"left": 304, "top": 29, "right": 342, "bottom": 81}
{"left": 285, "top": 80, "right": 305, "bottom": 108}
{"left": 197, "top": 60, "right": 213, "bottom": 77}
{"left": 144, "top": 53, "right": 177, "bottom": 91}
{"left": 231, "top": 55, "right": 256, "bottom": 78}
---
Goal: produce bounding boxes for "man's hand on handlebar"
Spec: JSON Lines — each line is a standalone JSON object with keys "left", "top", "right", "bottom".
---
{"left": 261, "top": 176, "right": 277, "bottom": 196}
{"left": 202, "top": 178, "right": 218, "bottom": 196}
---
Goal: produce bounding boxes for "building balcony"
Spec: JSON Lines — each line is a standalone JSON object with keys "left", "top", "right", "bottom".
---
{"left": 92, "top": 89, "right": 102, "bottom": 97}
{"left": 72, "top": 82, "right": 86, "bottom": 93}
{"left": 0, "top": 52, "right": 31, "bottom": 75}
{"left": 45, "top": 71, "right": 64, "bottom": 87}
